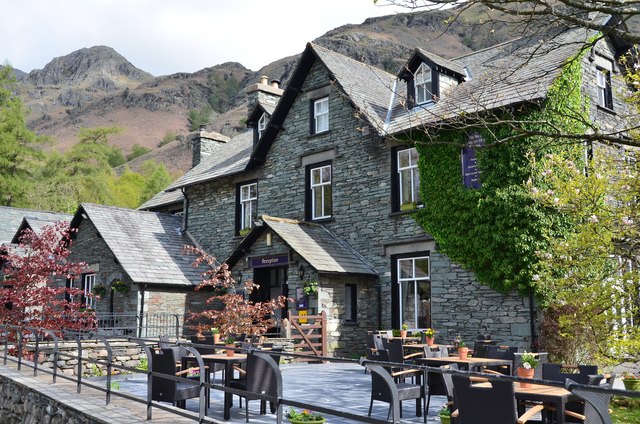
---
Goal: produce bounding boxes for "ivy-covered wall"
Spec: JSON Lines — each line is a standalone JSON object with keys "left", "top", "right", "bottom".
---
{"left": 414, "top": 51, "right": 588, "bottom": 296}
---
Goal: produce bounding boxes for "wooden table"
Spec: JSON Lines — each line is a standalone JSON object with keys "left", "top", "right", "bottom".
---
{"left": 415, "top": 356, "right": 513, "bottom": 373}
{"left": 183, "top": 353, "right": 247, "bottom": 420}
{"left": 476, "top": 382, "right": 576, "bottom": 423}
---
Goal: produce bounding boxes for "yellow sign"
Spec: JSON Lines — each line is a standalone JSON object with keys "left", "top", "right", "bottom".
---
{"left": 299, "top": 309, "right": 308, "bottom": 324}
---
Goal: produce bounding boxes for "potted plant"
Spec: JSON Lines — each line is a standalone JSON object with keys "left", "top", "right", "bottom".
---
{"left": 438, "top": 405, "right": 451, "bottom": 424}
{"left": 111, "top": 280, "right": 129, "bottom": 293}
{"left": 224, "top": 335, "right": 236, "bottom": 357}
{"left": 457, "top": 340, "right": 469, "bottom": 360}
{"left": 211, "top": 327, "right": 220, "bottom": 344}
{"left": 302, "top": 281, "right": 318, "bottom": 297}
{"left": 517, "top": 351, "right": 538, "bottom": 388}
{"left": 424, "top": 328, "right": 436, "bottom": 346}
{"left": 286, "top": 407, "right": 326, "bottom": 424}
{"left": 91, "top": 284, "right": 106, "bottom": 298}
{"left": 622, "top": 372, "right": 640, "bottom": 391}
{"left": 400, "top": 323, "right": 409, "bottom": 338}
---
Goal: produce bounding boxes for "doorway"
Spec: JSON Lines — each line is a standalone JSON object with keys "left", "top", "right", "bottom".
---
{"left": 252, "top": 266, "right": 289, "bottom": 329}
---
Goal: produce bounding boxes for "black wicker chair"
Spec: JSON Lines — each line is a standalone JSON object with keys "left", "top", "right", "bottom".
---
{"left": 365, "top": 351, "right": 427, "bottom": 423}
{"left": 150, "top": 347, "right": 200, "bottom": 409}
{"left": 229, "top": 349, "right": 283, "bottom": 422}
{"left": 568, "top": 382, "right": 614, "bottom": 424}
{"left": 451, "top": 374, "right": 543, "bottom": 424}
{"left": 484, "top": 345, "right": 519, "bottom": 375}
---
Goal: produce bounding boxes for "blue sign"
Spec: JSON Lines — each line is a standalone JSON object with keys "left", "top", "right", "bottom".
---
{"left": 250, "top": 253, "right": 290, "bottom": 268}
{"left": 461, "top": 133, "right": 483, "bottom": 189}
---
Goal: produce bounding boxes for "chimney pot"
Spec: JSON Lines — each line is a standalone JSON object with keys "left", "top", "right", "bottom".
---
{"left": 270, "top": 79, "right": 281, "bottom": 89}
{"left": 259, "top": 75, "right": 268, "bottom": 85}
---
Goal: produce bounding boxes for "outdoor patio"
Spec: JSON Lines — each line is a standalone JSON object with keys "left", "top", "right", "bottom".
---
{"left": 113, "top": 361, "right": 448, "bottom": 423}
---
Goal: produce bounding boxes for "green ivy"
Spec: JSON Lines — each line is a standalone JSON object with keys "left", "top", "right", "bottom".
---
{"left": 413, "top": 52, "right": 588, "bottom": 295}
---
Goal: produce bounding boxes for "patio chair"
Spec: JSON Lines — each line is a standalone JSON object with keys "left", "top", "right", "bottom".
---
{"left": 365, "top": 357, "right": 427, "bottom": 422}
{"left": 189, "top": 334, "right": 225, "bottom": 383}
{"left": 228, "top": 349, "right": 283, "bottom": 422}
{"left": 424, "top": 358, "right": 452, "bottom": 414}
{"left": 484, "top": 345, "right": 519, "bottom": 375}
{"left": 150, "top": 347, "right": 201, "bottom": 409}
{"left": 423, "top": 345, "right": 449, "bottom": 358}
{"left": 451, "top": 374, "right": 543, "bottom": 424}
{"left": 382, "top": 337, "right": 423, "bottom": 382}
{"left": 542, "top": 363, "right": 601, "bottom": 423}
{"left": 440, "top": 363, "right": 459, "bottom": 423}
{"left": 566, "top": 381, "right": 614, "bottom": 424}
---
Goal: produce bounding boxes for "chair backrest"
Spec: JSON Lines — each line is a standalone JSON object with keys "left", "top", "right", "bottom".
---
{"left": 365, "top": 363, "right": 401, "bottom": 419}
{"left": 473, "top": 340, "right": 493, "bottom": 358}
{"left": 424, "top": 346, "right": 449, "bottom": 358}
{"left": 190, "top": 334, "right": 216, "bottom": 355}
{"left": 244, "top": 350, "right": 283, "bottom": 400}
{"left": 569, "top": 383, "right": 613, "bottom": 424}
{"left": 151, "top": 347, "right": 179, "bottom": 401}
{"left": 366, "top": 333, "right": 384, "bottom": 350}
{"left": 543, "top": 363, "right": 599, "bottom": 385}
{"left": 441, "top": 363, "right": 459, "bottom": 400}
{"left": 452, "top": 374, "right": 517, "bottom": 424}
{"left": 382, "top": 338, "right": 405, "bottom": 363}
{"left": 485, "top": 345, "right": 519, "bottom": 360}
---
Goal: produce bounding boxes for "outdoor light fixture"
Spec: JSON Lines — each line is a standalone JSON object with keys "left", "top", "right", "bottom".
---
{"left": 298, "top": 264, "right": 305, "bottom": 280}
{"left": 236, "top": 271, "right": 243, "bottom": 284}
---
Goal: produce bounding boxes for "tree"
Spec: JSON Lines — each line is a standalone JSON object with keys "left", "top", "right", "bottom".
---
{"left": 0, "top": 66, "right": 46, "bottom": 206}
{"left": 0, "top": 222, "right": 95, "bottom": 337}
{"left": 185, "top": 247, "right": 288, "bottom": 338}
{"left": 188, "top": 105, "right": 213, "bottom": 131}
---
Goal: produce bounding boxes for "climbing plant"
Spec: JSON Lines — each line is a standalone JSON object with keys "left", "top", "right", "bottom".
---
{"left": 413, "top": 51, "right": 588, "bottom": 295}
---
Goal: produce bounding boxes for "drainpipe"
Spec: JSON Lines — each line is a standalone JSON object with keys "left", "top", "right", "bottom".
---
{"left": 181, "top": 188, "right": 190, "bottom": 232}
{"left": 138, "top": 284, "right": 146, "bottom": 338}
{"left": 376, "top": 279, "right": 382, "bottom": 330}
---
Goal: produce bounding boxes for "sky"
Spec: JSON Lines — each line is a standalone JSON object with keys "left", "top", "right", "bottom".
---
{"left": 2, "top": 0, "right": 411, "bottom": 77}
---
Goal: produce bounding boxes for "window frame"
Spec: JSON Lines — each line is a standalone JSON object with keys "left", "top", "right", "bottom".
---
{"left": 82, "top": 273, "right": 95, "bottom": 309}
{"left": 414, "top": 63, "right": 433, "bottom": 105}
{"left": 391, "top": 252, "right": 431, "bottom": 330}
{"left": 236, "top": 180, "right": 258, "bottom": 235}
{"left": 596, "top": 67, "right": 613, "bottom": 110}
{"left": 391, "top": 147, "right": 421, "bottom": 212}
{"left": 257, "top": 112, "right": 267, "bottom": 139}
{"left": 305, "top": 161, "right": 333, "bottom": 221}
{"left": 312, "top": 97, "right": 329, "bottom": 134}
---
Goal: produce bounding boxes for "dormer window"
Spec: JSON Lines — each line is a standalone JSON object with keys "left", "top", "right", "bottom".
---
{"left": 414, "top": 63, "right": 433, "bottom": 105}
{"left": 257, "top": 113, "right": 267, "bottom": 139}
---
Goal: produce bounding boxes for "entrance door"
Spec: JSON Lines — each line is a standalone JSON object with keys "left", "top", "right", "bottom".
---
{"left": 252, "top": 266, "right": 288, "bottom": 329}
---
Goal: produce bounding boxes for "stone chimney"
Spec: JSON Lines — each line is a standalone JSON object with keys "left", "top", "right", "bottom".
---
{"left": 191, "top": 126, "right": 231, "bottom": 168}
{"left": 246, "top": 75, "right": 284, "bottom": 114}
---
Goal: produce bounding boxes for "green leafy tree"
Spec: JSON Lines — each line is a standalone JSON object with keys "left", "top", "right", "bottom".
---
{"left": 126, "top": 143, "right": 151, "bottom": 162}
{"left": 140, "top": 160, "right": 173, "bottom": 202}
{"left": 188, "top": 105, "right": 213, "bottom": 131}
{"left": 0, "top": 66, "right": 45, "bottom": 206}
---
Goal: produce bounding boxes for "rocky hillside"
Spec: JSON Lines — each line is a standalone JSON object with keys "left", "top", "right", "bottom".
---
{"left": 12, "top": 5, "right": 520, "bottom": 175}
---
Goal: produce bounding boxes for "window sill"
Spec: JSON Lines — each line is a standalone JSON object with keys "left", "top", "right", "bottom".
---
{"left": 389, "top": 206, "right": 423, "bottom": 217}
{"left": 308, "top": 130, "right": 331, "bottom": 139}
{"left": 596, "top": 105, "right": 616, "bottom": 115}
{"left": 309, "top": 217, "right": 334, "bottom": 224}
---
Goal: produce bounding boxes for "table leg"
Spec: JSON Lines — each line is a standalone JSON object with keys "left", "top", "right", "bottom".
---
{"left": 224, "top": 362, "right": 233, "bottom": 420}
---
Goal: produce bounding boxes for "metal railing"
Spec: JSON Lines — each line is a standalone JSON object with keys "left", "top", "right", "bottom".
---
{"left": 1, "top": 324, "right": 639, "bottom": 424}
{"left": 95, "top": 313, "right": 184, "bottom": 338}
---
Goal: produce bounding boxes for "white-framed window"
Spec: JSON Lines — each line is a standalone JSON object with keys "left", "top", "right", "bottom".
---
{"left": 414, "top": 63, "right": 432, "bottom": 105}
{"left": 313, "top": 97, "right": 329, "bottom": 133}
{"left": 80, "top": 274, "right": 96, "bottom": 309}
{"left": 397, "top": 147, "right": 420, "bottom": 209}
{"left": 240, "top": 182, "right": 257, "bottom": 232}
{"left": 397, "top": 256, "right": 430, "bottom": 330}
{"left": 257, "top": 113, "right": 267, "bottom": 139}
{"left": 596, "top": 68, "right": 613, "bottom": 110}
{"left": 310, "top": 164, "right": 332, "bottom": 219}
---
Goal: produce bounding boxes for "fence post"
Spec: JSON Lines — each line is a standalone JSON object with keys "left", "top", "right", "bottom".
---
{"left": 94, "top": 335, "right": 113, "bottom": 405}
{"left": 174, "top": 314, "right": 180, "bottom": 339}
{"left": 321, "top": 311, "right": 327, "bottom": 357}
{"left": 17, "top": 327, "right": 23, "bottom": 371}
{"left": 39, "top": 329, "right": 59, "bottom": 384}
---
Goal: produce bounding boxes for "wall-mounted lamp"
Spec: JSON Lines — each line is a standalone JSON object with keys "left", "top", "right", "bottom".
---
{"left": 298, "top": 264, "right": 305, "bottom": 280}
{"left": 266, "top": 232, "right": 272, "bottom": 246}
{"left": 236, "top": 271, "right": 243, "bottom": 284}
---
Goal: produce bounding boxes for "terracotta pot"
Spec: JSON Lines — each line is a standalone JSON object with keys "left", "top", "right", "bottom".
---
{"left": 517, "top": 367, "right": 535, "bottom": 388}
{"left": 225, "top": 344, "right": 235, "bottom": 357}
{"left": 426, "top": 337, "right": 435, "bottom": 346}
{"left": 400, "top": 330, "right": 408, "bottom": 338}
{"left": 213, "top": 333, "right": 220, "bottom": 344}
{"left": 458, "top": 347, "right": 469, "bottom": 360}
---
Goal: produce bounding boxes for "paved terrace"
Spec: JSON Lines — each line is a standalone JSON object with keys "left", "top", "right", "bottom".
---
{"left": 0, "top": 358, "right": 448, "bottom": 423}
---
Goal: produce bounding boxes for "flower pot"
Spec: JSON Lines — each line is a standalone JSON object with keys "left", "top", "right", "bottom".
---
{"left": 400, "top": 330, "right": 408, "bottom": 338}
{"left": 439, "top": 415, "right": 451, "bottom": 424}
{"left": 623, "top": 379, "right": 640, "bottom": 391}
{"left": 458, "top": 347, "right": 469, "bottom": 360}
{"left": 426, "top": 337, "right": 435, "bottom": 346}
{"left": 225, "top": 344, "right": 235, "bottom": 357}
{"left": 517, "top": 367, "right": 535, "bottom": 388}
{"left": 213, "top": 333, "right": 220, "bottom": 344}
{"left": 288, "top": 419, "right": 326, "bottom": 424}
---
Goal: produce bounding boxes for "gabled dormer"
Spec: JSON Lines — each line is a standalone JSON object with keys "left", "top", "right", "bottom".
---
{"left": 245, "top": 76, "right": 283, "bottom": 147}
{"left": 399, "top": 48, "right": 467, "bottom": 109}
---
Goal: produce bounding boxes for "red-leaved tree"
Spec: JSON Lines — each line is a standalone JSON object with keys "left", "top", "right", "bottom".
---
{"left": 186, "top": 247, "right": 289, "bottom": 339}
{"left": 0, "top": 222, "right": 95, "bottom": 337}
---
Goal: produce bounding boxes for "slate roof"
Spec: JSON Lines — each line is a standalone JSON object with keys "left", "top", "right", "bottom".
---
{"left": 409, "top": 47, "right": 468, "bottom": 77}
{"left": 166, "top": 130, "right": 253, "bottom": 191}
{"left": 138, "top": 187, "right": 184, "bottom": 210}
{"left": 241, "top": 216, "right": 377, "bottom": 276}
{"left": 385, "top": 26, "right": 595, "bottom": 134}
{"left": 11, "top": 215, "right": 73, "bottom": 243}
{"left": 72, "top": 203, "right": 201, "bottom": 287}
{"left": 0, "top": 206, "right": 71, "bottom": 245}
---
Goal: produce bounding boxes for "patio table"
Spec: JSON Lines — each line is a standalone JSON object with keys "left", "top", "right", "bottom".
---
{"left": 415, "top": 356, "right": 513, "bottom": 374}
{"left": 182, "top": 353, "right": 247, "bottom": 420}
{"left": 475, "top": 381, "right": 577, "bottom": 423}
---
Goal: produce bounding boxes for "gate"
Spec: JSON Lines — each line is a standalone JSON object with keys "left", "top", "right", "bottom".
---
{"left": 286, "top": 310, "right": 327, "bottom": 360}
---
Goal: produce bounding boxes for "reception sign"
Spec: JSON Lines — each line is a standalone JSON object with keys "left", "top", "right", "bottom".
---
{"left": 250, "top": 253, "right": 290, "bottom": 268}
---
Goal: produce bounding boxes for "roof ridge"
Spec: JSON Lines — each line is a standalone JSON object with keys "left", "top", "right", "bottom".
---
{"left": 309, "top": 42, "right": 397, "bottom": 79}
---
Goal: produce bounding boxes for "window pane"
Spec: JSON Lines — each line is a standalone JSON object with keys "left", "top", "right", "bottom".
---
{"left": 399, "top": 259, "right": 413, "bottom": 279}
{"left": 417, "top": 281, "right": 431, "bottom": 328}
{"left": 322, "top": 166, "right": 331, "bottom": 183}
{"left": 410, "top": 148, "right": 419, "bottom": 166}
{"left": 415, "top": 257, "right": 429, "bottom": 278}
{"left": 398, "top": 150, "right": 410, "bottom": 168}
{"left": 401, "top": 280, "right": 417, "bottom": 328}
{"left": 323, "top": 185, "right": 332, "bottom": 215}
{"left": 316, "top": 114, "right": 328, "bottom": 132}
{"left": 312, "top": 168, "right": 321, "bottom": 185}
{"left": 412, "top": 169, "right": 421, "bottom": 203}
{"left": 313, "top": 187, "right": 323, "bottom": 218}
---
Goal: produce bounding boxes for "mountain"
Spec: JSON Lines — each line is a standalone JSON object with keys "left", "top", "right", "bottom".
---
{"left": 12, "top": 5, "right": 519, "bottom": 175}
